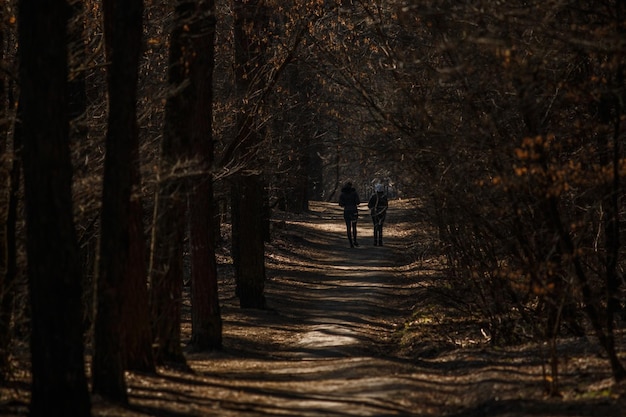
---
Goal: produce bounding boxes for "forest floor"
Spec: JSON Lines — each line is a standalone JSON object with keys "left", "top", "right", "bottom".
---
{"left": 2, "top": 199, "right": 626, "bottom": 416}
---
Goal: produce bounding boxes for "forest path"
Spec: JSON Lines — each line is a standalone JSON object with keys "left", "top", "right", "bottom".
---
{"left": 93, "top": 200, "right": 623, "bottom": 417}
{"left": 182, "top": 200, "right": 433, "bottom": 416}
{"left": 98, "top": 199, "right": 441, "bottom": 417}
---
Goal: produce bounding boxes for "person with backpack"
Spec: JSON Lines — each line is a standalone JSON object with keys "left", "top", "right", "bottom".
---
{"left": 339, "top": 181, "right": 360, "bottom": 247}
{"left": 368, "top": 184, "right": 388, "bottom": 246}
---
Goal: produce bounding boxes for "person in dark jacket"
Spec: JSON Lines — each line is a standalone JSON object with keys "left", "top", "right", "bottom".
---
{"left": 368, "top": 184, "right": 388, "bottom": 246}
{"left": 339, "top": 181, "right": 360, "bottom": 247}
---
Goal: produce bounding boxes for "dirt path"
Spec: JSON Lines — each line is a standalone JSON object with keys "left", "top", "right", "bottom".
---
{"left": 88, "top": 201, "right": 626, "bottom": 416}
{"left": 177, "top": 200, "right": 430, "bottom": 416}
{"left": 90, "top": 200, "right": 626, "bottom": 416}
{"left": 3, "top": 199, "right": 623, "bottom": 416}
{"left": 3, "top": 201, "right": 624, "bottom": 416}
{"left": 85, "top": 200, "right": 433, "bottom": 417}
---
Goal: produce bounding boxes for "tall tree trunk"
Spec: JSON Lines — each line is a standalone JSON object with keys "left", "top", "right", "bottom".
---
{"left": 0, "top": 12, "right": 11, "bottom": 383}
{"left": 602, "top": 121, "right": 625, "bottom": 382}
{"left": 92, "top": 0, "right": 150, "bottom": 402}
{"left": 232, "top": 173, "right": 266, "bottom": 308}
{"left": 17, "top": 1, "right": 91, "bottom": 415}
{"left": 117, "top": 14, "right": 154, "bottom": 374}
{"left": 189, "top": 179, "right": 222, "bottom": 349}
{"left": 598, "top": 87, "right": 626, "bottom": 382}
{"left": 149, "top": 181, "right": 186, "bottom": 365}
{"left": 124, "top": 175, "right": 156, "bottom": 372}
{"left": 115, "top": 0, "right": 153, "bottom": 375}
{"left": 183, "top": 0, "right": 222, "bottom": 351}
{"left": 67, "top": 0, "right": 89, "bottom": 312}
{"left": 0, "top": 127, "right": 18, "bottom": 385}
{"left": 149, "top": 0, "right": 206, "bottom": 366}
{"left": 231, "top": 0, "right": 269, "bottom": 309}
{"left": 0, "top": 13, "right": 18, "bottom": 383}
{"left": 600, "top": 5, "right": 626, "bottom": 377}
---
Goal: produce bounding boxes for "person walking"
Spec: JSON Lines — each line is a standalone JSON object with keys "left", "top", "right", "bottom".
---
{"left": 339, "top": 181, "right": 360, "bottom": 247}
{"left": 368, "top": 184, "right": 388, "bottom": 246}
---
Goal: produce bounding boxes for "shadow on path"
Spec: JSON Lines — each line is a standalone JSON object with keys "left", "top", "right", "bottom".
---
{"left": 118, "top": 200, "right": 624, "bottom": 417}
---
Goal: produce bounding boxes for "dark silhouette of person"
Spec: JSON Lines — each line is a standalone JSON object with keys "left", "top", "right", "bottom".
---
{"left": 368, "top": 184, "right": 388, "bottom": 246}
{"left": 339, "top": 181, "right": 360, "bottom": 247}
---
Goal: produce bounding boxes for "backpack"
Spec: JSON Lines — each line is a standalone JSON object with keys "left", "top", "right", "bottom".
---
{"left": 369, "top": 193, "right": 387, "bottom": 217}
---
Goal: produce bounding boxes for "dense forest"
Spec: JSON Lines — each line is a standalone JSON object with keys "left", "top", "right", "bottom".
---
{"left": 1, "top": 0, "right": 625, "bottom": 415}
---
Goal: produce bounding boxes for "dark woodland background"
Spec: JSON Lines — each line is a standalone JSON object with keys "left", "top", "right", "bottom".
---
{"left": 1, "top": 1, "right": 626, "bottom": 415}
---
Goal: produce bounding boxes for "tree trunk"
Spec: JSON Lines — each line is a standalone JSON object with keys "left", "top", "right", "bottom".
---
{"left": 116, "top": 12, "right": 155, "bottom": 374}
{"left": 17, "top": 1, "right": 90, "bottom": 415}
{"left": 124, "top": 183, "right": 156, "bottom": 372}
{"left": 183, "top": 0, "right": 222, "bottom": 351}
{"left": 232, "top": 173, "right": 266, "bottom": 308}
{"left": 231, "top": 0, "right": 269, "bottom": 309}
{"left": 150, "top": 181, "right": 186, "bottom": 365}
{"left": 189, "top": 179, "right": 222, "bottom": 349}
{"left": 598, "top": 91, "right": 626, "bottom": 382}
{"left": 150, "top": 0, "right": 213, "bottom": 366}
{"left": 109, "top": 0, "right": 155, "bottom": 373}
{"left": 0, "top": 13, "right": 19, "bottom": 386}
{"left": 92, "top": 0, "right": 150, "bottom": 402}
